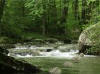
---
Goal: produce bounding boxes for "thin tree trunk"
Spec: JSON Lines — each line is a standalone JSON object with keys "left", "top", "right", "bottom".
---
{"left": 42, "top": 0, "right": 47, "bottom": 35}
{"left": 73, "top": 0, "right": 79, "bottom": 20}
{"left": 0, "top": 0, "right": 5, "bottom": 22}
{"left": 22, "top": 1, "right": 25, "bottom": 17}
{"left": 47, "top": 0, "right": 50, "bottom": 35}
{"left": 62, "top": 0, "right": 69, "bottom": 35}
{"left": 42, "top": 18, "right": 46, "bottom": 35}
{"left": 81, "top": 0, "right": 87, "bottom": 24}
{"left": 0, "top": 0, "right": 5, "bottom": 35}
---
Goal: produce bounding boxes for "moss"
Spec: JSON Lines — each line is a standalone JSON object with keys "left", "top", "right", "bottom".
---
{"left": 79, "top": 22, "right": 100, "bottom": 55}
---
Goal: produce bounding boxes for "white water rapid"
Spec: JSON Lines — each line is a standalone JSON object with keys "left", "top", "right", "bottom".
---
{"left": 8, "top": 44, "right": 96, "bottom": 58}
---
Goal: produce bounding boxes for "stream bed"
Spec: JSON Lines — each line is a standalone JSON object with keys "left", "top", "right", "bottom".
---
{"left": 8, "top": 43, "right": 100, "bottom": 74}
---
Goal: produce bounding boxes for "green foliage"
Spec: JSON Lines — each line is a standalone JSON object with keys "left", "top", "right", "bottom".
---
{"left": 0, "top": 0, "right": 100, "bottom": 42}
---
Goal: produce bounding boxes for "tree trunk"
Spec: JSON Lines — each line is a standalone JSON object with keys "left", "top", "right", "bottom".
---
{"left": 73, "top": 0, "right": 79, "bottom": 20}
{"left": 81, "top": 0, "right": 87, "bottom": 24}
{"left": 22, "top": 1, "right": 25, "bottom": 17}
{"left": 0, "top": 0, "right": 5, "bottom": 35}
{"left": 42, "top": 0, "right": 47, "bottom": 35}
{"left": 0, "top": 0, "right": 5, "bottom": 22}
{"left": 62, "top": 0, "right": 69, "bottom": 35}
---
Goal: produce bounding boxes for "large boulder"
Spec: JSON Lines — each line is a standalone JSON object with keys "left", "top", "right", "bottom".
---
{"left": 78, "top": 23, "right": 100, "bottom": 55}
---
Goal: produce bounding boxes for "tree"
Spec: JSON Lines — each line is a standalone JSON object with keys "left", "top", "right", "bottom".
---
{"left": 0, "top": 0, "right": 99, "bottom": 42}
{"left": 0, "top": 0, "right": 5, "bottom": 35}
{"left": 81, "top": 0, "right": 87, "bottom": 24}
{"left": 0, "top": 0, "right": 5, "bottom": 22}
{"left": 62, "top": 0, "right": 69, "bottom": 35}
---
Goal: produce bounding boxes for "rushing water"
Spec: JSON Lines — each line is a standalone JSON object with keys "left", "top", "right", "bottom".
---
{"left": 8, "top": 44, "right": 78, "bottom": 58}
{"left": 39, "top": 50, "right": 79, "bottom": 58}
{"left": 8, "top": 44, "right": 96, "bottom": 59}
{"left": 9, "top": 49, "right": 79, "bottom": 58}
{"left": 8, "top": 43, "right": 100, "bottom": 74}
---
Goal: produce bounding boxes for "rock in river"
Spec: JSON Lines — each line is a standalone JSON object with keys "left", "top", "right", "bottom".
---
{"left": 78, "top": 23, "right": 100, "bottom": 55}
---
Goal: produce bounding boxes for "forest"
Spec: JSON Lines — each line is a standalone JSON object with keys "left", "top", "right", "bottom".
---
{"left": 0, "top": 0, "right": 100, "bottom": 74}
{"left": 0, "top": 0, "right": 99, "bottom": 41}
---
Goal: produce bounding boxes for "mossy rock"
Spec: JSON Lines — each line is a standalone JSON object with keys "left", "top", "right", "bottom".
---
{"left": 78, "top": 23, "right": 100, "bottom": 55}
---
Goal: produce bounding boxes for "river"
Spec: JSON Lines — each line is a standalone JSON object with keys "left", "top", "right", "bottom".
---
{"left": 8, "top": 43, "right": 100, "bottom": 74}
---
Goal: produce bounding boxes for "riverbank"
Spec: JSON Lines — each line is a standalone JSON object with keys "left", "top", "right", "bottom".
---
{"left": 0, "top": 52, "right": 41, "bottom": 74}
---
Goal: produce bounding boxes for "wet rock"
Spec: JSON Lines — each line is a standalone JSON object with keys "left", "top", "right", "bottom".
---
{"left": 72, "top": 56, "right": 80, "bottom": 63}
{"left": 0, "top": 44, "right": 15, "bottom": 49}
{"left": 63, "top": 62, "right": 73, "bottom": 67}
{"left": 49, "top": 67, "right": 61, "bottom": 74}
{"left": 79, "top": 53, "right": 84, "bottom": 57}
{"left": 9, "top": 49, "right": 41, "bottom": 57}
{"left": 63, "top": 39, "right": 71, "bottom": 44}
{"left": 0, "top": 46, "right": 8, "bottom": 55}
{"left": 44, "top": 38, "right": 58, "bottom": 43}
{"left": 58, "top": 44, "right": 78, "bottom": 52}
{"left": 79, "top": 45, "right": 91, "bottom": 53}
{"left": 46, "top": 49, "right": 53, "bottom": 52}
{"left": 33, "top": 39, "right": 45, "bottom": 45}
